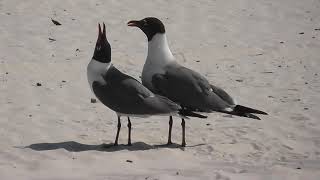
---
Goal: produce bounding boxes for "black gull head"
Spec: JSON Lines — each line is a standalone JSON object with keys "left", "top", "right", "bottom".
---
{"left": 93, "top": 23, "right": 111, "bottom": 63}
{"left": 128, "top": 17, "right": 165, "bottom": 41}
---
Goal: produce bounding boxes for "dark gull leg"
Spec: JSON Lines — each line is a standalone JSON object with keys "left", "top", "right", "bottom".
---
{"left": 127, "top": 117, "right": 132, "bottom": 146}
{"left": 114, "top": 116, "right": 121, "bottom": 146}
{"left": 167, "top": 116, "right": 173, "bottom": 145}
{"left": 181, "top": 118, "right": 186, "bottom": 147}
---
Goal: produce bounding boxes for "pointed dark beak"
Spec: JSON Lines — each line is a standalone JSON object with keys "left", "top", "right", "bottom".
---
{"left": 127, "top": 20, "right": 140, "bottom": 27}
{"left": 98, "top": 23, "right": 102, "bottom": 39}
{"left": 97, "top": 23, "right": 107, "bottom": 41}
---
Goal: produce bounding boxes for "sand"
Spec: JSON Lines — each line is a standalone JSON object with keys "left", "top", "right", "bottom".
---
{"left": 1, "top": 0, "right": 320, "bottom": 179}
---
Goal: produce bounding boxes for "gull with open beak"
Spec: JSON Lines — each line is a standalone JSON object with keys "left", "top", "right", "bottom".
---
{"left": 87, "top": 23, "right": 204, "bottom": 146}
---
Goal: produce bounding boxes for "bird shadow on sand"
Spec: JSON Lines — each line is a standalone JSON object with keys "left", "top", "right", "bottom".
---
{"left": 21, "top": 141, "right": 205, "bottom": 152}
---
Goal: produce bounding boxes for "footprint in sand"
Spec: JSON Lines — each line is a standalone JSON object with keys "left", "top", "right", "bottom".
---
{"left": 215, "top": 172, "right": 230, "bottom": 180}
{"left": 206, "top": 145, "right": 214, "bottom": 153}
{"left": 251, "top": 142, "right": 262, "bottom": 151}
{"left": 290, "top": 114, "right": 310, "bottom": 122}
{"left": 78, "top": 134, "right": 88, "bottom": 139}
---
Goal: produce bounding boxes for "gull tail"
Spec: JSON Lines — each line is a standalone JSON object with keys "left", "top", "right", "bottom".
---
{"left": 223, "top": 105, "right": 268, "bottom": 120}
{"left": 233, "top": 105, "right": 268, "bottom": 115}
{"left": 178, "top": 109, "right": 207, "bottom": 118}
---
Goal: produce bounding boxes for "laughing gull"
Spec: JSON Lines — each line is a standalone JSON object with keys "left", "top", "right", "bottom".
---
{"left": 128, "top": 17, "right": 268, "bottom": 146}
{"left": 87, "top": 23, "right": 203, "bottom": 146}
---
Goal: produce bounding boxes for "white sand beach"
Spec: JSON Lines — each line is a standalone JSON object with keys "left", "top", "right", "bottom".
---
{"left": 1, "top": 0, "right": 320, "bottom": 179}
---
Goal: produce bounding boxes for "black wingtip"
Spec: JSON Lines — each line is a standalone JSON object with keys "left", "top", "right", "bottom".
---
{"left": 244, "top": 113, "right": 261, "bottom": 120}
{"left": 220, "top": 105, "right": 266, "bottom": 120}
{"left": 179, "top": 109, "right": 207, "bottom": 119}
{"left": 234, "top": 105, "right": 268, "bottom": 115}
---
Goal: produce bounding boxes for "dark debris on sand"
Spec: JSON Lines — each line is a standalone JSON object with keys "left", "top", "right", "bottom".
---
{"left": 90, "top": 98, "right": 97, "bottom": 103}
{"left": 51, "top": 18, "right": 62, "bottom": 26}
{"left": 49, "top": 38, "right": 56, "bottom": 42}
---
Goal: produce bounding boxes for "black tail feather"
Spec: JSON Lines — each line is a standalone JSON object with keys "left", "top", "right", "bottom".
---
{"left": 219, "top": 105, "right": 267, "bottom": 120}
{"left": 233, "top": 105, "right": 268, "bottom": 115}
{"left": 243, "top": 113, "right": 261, "bottom": 120}
{"left": 179, "top": 109, "right": 207, "bottom": 118}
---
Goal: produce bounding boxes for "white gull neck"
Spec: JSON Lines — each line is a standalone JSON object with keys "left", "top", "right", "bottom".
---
{"left": 146, "top": 33, "right": 174, "bottom": 65}
{"left": 142, "top": 33, "right": 175, "bottom": 90}
{"left": 87, "top": 59, "right": 111, "bottom": 93}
